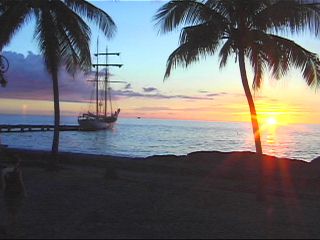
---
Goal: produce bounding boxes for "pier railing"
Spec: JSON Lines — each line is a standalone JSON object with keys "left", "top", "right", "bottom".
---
{"left": 0, "top": 125, "right": 80, "bottom": 133}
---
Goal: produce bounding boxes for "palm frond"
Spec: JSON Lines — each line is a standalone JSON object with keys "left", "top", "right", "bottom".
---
{"left": 165, "top": 30, "right": 221, "bottom": 79}
{"left": 154, "top": 0, "right": 223, "bottom": 34}
{"left": 254, "top": 0, "right": 320, "bottom": 35}
{"left": 258, "top": 35, "right": 288, "bottom": 79}
{"left": 34, "top": 4, "right": 60, "bottom": 75}
{"left": 0, "top": 1, "right": 32, "bottom": 50}
{"left": 269, "top": 35, "right": 320, "bottom": 87}
{"left": 284, "top": 40, "right": 320, "bottom": 88}
{"left": 248, "top": 30, "right": 320, "bottom": 88}
{"left": 63, "top": 0, "right": 116, "bottom": 38}
{"left": 219, "top": 38, "right": 233, "bottom": 69}
{"left": 179, "top": 20, "right": 225, "bottom": 44}
{"left": 209, "top": 0, "right": 269, "bottom": 27}
{"left": 51, "top": 1, "right": 91, "bottom": 75}
{"left": 164, "top": 44, "right": 191, "bottom": 79}
{"left": 246, "top": 41, "right": 268, "bottom": 90}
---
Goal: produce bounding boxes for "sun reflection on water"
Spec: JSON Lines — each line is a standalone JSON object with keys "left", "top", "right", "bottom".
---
{"left": 260, "top": 117, "right": 302, "bottom": 159}
{"left": 260, "top": 115, "right": 281, "bottom": 157}
{"left": 264, "top": 127, "right": 277, "bottom": 156}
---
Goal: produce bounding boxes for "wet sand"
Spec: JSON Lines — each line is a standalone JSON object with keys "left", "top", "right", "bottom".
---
{"left": 1, "top": 148, "right": 320, "bottom": 239}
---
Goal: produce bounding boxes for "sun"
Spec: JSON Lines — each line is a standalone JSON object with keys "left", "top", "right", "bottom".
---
{"left": 266, "top": 116, "right": 277, "bottom": 126}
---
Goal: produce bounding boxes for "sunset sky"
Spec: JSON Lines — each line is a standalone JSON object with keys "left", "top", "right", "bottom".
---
{"left": 1, "top": 0, "right": 320, "bottom": 125}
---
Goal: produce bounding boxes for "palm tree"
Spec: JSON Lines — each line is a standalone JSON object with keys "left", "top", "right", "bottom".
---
{"left": 154, "top": 0, "right": 320, "bottom": 200}
{"left": 0, "top": 0, "right": 116, "bottom": 156}
{"left": 0, "top": 54, "right": 9, "bottom": 87}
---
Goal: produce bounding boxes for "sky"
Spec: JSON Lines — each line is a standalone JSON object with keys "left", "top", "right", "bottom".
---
{"left": 1, "top": 0, "right": 320, "bottom": 125}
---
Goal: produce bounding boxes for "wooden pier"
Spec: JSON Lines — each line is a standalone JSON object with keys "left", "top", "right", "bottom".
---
{"left": 0, "top": 125, "right": 81, "bottom": 133}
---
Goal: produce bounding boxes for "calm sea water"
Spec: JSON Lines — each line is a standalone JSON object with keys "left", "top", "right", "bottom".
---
{"left": 0, "top": 114, "right": 319, "bottom": 162}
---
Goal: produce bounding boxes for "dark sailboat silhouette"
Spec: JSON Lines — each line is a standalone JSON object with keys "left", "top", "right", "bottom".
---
{"left": 78, "top": 44, "right": 123, "bottom": 131}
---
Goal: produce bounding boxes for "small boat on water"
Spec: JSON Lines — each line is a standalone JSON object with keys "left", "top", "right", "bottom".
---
{"left": 78, "top": 44, "right": 123, "bottom": 131}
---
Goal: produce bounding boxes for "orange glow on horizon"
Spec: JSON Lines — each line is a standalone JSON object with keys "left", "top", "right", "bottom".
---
{"left": 0, "top": 97, "right": 319, "bottom": 125}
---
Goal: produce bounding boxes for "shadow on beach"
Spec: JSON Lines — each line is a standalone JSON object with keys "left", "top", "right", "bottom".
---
{"left": 1, "top": 148, "right": 320, "bottom": 238}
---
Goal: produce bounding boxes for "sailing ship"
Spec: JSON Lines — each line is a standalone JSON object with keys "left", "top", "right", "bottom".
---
{"left": 78, "top": 46, "right": 123, "bottom": 131}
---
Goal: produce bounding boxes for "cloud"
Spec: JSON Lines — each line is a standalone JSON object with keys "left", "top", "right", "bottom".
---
{"left": 0, "top": 51, "right": 216, "bottom": 103}
{"left": 254, "top": 95, "right": 279, "bottom": 102}
{"left": 133, "top": 107, "right": 173, "bottom": 111}
{"left": 198, "top": 90, "right": 228, "bottom": 97}
{"left": 124, "top": 83, "right": 132, "bottom": 89}
{"left": 206, "top": 92, "right": 228, "bottom": 97}
{"left": 230, "top": 93, "right": 279, "bottom": 102}
{"left": 133, "top": 106, "right": 212, "bottom": 112}
{"left": 112, "top": 89, "right": 214, "bottom": 100}
{"left": 0, "top": 51, "right": 91, "bottom": 102}
{"left": 143, "top": 87, "right": 158, "bottom": 93}
{"left": 199, "top": 90, "right": 208, "bottom": 93}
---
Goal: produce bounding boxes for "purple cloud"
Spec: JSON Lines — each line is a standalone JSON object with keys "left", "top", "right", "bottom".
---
{"left": 206, "top": 92, "right": 228, "bottom": 97}
{"left": 0, "top": 51, "right": 219, "bottom": 103}
{"left": 111, "top": 89, "right": 214, "bottom": 100}
{"left": 133, "top": 106, "right": 211, "bottom": 112}
{"left": 0, "top": 51, "right": 92, "bottom": 102}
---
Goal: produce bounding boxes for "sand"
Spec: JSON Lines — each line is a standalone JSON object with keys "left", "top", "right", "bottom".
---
{"left": 1, "top": 148, "right": 320, "bottom": 239}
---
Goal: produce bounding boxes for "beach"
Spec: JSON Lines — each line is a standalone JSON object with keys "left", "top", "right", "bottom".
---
{"left": 1, "top": 148, "right": 320, "bottom": 239}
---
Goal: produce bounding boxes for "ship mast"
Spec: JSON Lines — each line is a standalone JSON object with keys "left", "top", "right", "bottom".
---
{"left": 105, "top": 47, "right": 108, "bottom": 117}
{"left": 95, "top": 39, "right": 99, "bottom": 116}
{"left": 93, "top": 43, "right": 122, "bottom": 117}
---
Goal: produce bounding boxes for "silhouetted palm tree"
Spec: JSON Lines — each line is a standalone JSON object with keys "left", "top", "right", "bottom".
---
{"left": 0, "top": 0, "right": 116, "bottom": 156}
{"left": 0, "top": 54, "right": 9, "bottom": 87}
{"left": 154, "top": 0, "right": 320, "bottom": 200}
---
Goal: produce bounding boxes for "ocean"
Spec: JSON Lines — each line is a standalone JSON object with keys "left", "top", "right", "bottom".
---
{"left": 0, "top": 114, "right": 319, "bottom": 162}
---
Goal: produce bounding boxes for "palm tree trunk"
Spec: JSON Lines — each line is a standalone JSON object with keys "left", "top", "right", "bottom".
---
{"left": 238, "top": 48, "right": 265, "bottom": 201}
{"left": 51, "top": 71, "right": 60, "bottom": 157}
{"left": 238, "top": 49, "right": 262, "bottom": 154}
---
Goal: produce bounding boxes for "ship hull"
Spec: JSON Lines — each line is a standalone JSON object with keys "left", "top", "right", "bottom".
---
{"left": 78, "top": 109, "right": 120, "bottom": 131}
{"left": 78, "top": 118, "right": 114, "bottom": 131}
